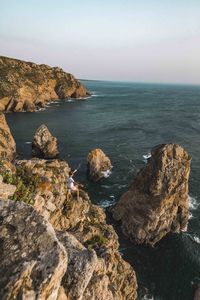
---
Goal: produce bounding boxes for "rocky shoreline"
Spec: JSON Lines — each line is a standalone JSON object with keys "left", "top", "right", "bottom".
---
{"left": 0, "top": 56, "right": 90, "bottom": 112}
{"left": 0, "top": 114, "right": 137, "bottom": 300}
{"left": 0, "top": 110, "right": 196, "bottom": 299}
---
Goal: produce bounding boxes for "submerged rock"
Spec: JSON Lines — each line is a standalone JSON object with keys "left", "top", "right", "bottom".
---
{"left": 87, "top": 148, "right": 112, "bottom": 182}
{"left": 0, "top": 200, "right": 68, "bottom": 300}
{"left": 112, "top": 143, "right": 191, "bottom": 246}
{"left": 32, "top": 124, "right": 59, "bottom": 158}
{"left": 0, "top": 56, "right": 90, "bottom": 112}
{"left": 0, "top": 113, "right": 16, "bottom": 160}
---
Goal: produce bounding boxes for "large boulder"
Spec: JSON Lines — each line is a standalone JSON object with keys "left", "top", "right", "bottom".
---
{"left": 112, "top": 144, "right": 191, "bottom": 246}
{"left": 0, "top": 56, "right": 90, "bottom": 112}
{"left": 87, "top": 148, "right": 112, "bottom": 182}
{"left": 32, "top": 124, "right": 59, "bottom": 158}
{"left": 0, "top": 200, "right": 68, "bottom": 300}
{"left": 0, "top": 113, "right": 16, "bottom": 160}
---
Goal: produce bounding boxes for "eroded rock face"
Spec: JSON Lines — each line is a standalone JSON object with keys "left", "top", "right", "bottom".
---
{"left": 87, "top": 149, "right": 112, "bottom": 182}
{"left": 0, "top": 175, "right": 16, "bottom": 200}
{"left": 4, "top": 158, "right": 137, "bottom": 300}
{"left": 0, "top": 113, "right": 16, "bottom": 160}
{"left": 32, "top": 125, "right": 59, "bottom": 158}
{"left": 0, "top": 56, "right": 90, "bottom": 112}
{"left": 112, "top": 144, "right": 191, "bottom": 246}
{"left": 0, "top": 200, "right": 68, "bottom": 300}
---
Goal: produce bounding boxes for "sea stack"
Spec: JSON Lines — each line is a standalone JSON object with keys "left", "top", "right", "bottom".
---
{"left": 0, "top": 56, "right": 90, "bottom": 112}
{"left": 112, "top": 144, "right": 191, "bottom": 246}
{"left": 32, "top": 124, "right": 59, "bottom": 159}
{"left": 87, "top": 148, "right": 112, "bottom": 182}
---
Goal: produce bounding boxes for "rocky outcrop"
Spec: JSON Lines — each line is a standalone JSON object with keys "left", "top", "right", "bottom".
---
{"left": 0, "top": 158, "right": 137, "bottom": 300}
{"left": 0, "top": 175, "right": 16, "bottom": 199}
{"left": 112, "top": 144, "right": 191, "bottom": 246}
{"left": 32, "top": 125, "right": 59, "bottom": 158}
{"left": 0, "top": 199, "right": 68, "bottom": 300}
{"left": 87, "top": 149, "right": 112, "bottom": 182}
{"left": 0, "top": 113, "right": 16, "bottom": 160}
{"left": 0, "top": 56, "right": 90, "bottom": 112}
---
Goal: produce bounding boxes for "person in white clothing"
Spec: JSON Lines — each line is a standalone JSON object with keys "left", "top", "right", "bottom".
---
{"left": 67, "top": 170, "right": 80, "bottom": 201}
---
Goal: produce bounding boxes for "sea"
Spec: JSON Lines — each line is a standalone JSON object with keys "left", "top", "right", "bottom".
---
{"left": 6, "top": 80, "right": 200, "bottom": 300}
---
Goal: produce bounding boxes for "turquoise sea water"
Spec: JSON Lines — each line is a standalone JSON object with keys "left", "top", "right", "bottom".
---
{"left": 6, "top": 80, "right": 200, "bottom": 300}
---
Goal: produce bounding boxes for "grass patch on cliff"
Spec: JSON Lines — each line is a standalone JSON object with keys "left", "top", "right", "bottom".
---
{"left": 1, "top": 166, "right": 38, "bottom": 204}
{"left": 84, "top": 234, "right": 107, "bottom": 251}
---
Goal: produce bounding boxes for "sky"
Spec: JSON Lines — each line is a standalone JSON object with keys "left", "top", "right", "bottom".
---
{"left": 0, "top": 0, "right": 200, "bottom": 84}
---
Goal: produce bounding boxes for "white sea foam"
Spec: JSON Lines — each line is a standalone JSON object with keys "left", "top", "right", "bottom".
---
{"left": 189, "top": 212, "right": 193, "bottom": 219}
{"left": 101, "top": 169, "right": 112, "bottom": 178}
{"left": 100, "top": 198, "right": 115, "bottom": 208}
{"left": 193, "top": 235, "right": 200, "bottom": 244}
{"left": 142, "top": 153, "right": 151, "bottom": 163}
{"left": 25, "top": 141, "right": 31, "bottom": 144}
{"left": 189, "top": 196, "right": 199, "bottom": 210}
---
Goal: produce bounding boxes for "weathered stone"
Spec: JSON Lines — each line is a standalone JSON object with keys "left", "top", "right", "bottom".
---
{"left": 58, "top": 231, "right": 98, "bottom": 300}
{"left": 14, "top": 158, "right": 138, "bottom": 299}
{"left": 32, "top": 125, "right": 59, "bottom": 158}
{"left": 112, "top": 143, "right": 191, "bottom": 246}
{"left": 87, "top": 148, "right": 112, "bottom": 182}
{"left": 0, "top": 113, "right": 16, "bottom": 160}
{"left": 0, "top": 56, "right": 90, "bottom": 112}
{"left": 0, "top": 175, "right": 16, "bottom": 199}
{"left": 0, "top": 200, "right": 68, "bottom": 300}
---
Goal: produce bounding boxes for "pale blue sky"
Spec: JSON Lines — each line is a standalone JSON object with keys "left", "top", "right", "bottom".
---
{"left": 1, "top": 0, "right": 200, "bottom": 84}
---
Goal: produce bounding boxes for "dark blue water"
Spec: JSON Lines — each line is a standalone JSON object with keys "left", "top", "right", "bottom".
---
{"left": 6, "top": 80, "right": 200, "bottom": 300}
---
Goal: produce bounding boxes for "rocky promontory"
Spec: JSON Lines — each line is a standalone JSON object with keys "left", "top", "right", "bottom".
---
{"left": 0, "top": 56, "right": 90, "bottom": 112}
{"left": 0, "top": 114, "right": 138, "bottom": 300}
{"left": 112, "top": 144, "right": 191, "bottom": 246}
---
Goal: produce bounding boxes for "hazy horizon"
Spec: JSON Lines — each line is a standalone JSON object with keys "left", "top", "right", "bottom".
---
{"left": 1, "top": 0, "right": 200, "bottom": 85}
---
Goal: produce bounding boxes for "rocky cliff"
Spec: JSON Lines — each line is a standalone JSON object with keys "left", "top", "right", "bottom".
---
{"left": 0, "top": 113, "right": 16, "bottom": 160}
{"left": 0, "top": 56, "right": 90, "bottom": 112}
{"left": 0, "top": 115, "right": 138, "bottom": 299}
{"left": 112, "top": 144, "right": 191, "bottom": 246}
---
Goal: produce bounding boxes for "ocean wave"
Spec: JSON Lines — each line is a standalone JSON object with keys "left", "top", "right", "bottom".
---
{"left": 101, "top": 169, "right": 112, "bottom": 178}
{"left": 142, "top": 153, "right": 151, "bottom": 163}
{"left": 193, "top": 235, "right": 200, "bottom": 244}
{"left": 189, "top": 196, "right": 199, "bottom": 210}
{"left": 100, "top": 197, "right": 116, "bottom": 209}
{"left": 25, "top": 141, "right": 31, "bottom": 144}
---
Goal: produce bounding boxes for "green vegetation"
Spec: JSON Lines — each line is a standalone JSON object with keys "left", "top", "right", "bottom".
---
{"left": 84, "top": 234, "right": 107, "bottom": 251}
{"left": 1, "top": 166, "right": 39, "bottom": 204}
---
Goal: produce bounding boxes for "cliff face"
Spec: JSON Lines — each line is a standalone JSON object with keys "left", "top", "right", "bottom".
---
{"left": 0, "top": 117, "right": 138, "bottom": 300}
{"left": 0, "top": 113, "right": 16, "bottom": 160}
{"left": 112, "top": 144, "right": 191, "bottom": 246}
{"left": 0, "top": 56, "right": 90, "bottom": 112}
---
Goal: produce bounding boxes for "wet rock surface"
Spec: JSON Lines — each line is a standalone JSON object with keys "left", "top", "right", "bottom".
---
{"left": 112, "top": 143, "right": 191, "bottom": 246}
